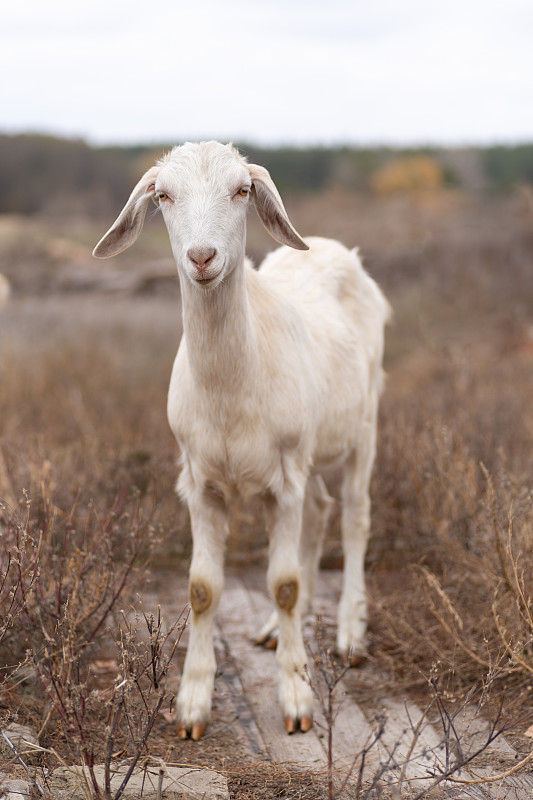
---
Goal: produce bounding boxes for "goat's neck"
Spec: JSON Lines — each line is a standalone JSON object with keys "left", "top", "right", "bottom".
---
{"left": 180, "top": 255, "right": 257, "bottom": 389}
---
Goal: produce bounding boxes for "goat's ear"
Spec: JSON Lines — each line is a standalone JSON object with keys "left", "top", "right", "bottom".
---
{"left": 93, "top": 166, "right": 160, "bottom": 258}
{"left": 248, "top": 164, "right": 309, "bottom": 251}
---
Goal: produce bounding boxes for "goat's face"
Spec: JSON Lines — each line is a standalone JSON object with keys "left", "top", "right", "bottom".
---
{"left": 93, "top": 141, "right": 308, "bottom": 275}
{"left": 156, "top": 142, "right": 253, "bottom": 289}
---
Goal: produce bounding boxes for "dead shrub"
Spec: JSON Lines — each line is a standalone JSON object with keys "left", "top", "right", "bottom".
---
{"left": 370, "top": 418, "right": 533, "bottom": 709}
{"left": 0, "top": 484, "right": 157, "bottom": 739}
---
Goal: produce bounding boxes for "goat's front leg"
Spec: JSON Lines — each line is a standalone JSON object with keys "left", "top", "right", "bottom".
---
{"left": 177, "top": 488, "right": 228, "bottom": 740}
{"left": 266, "top": 482, "right": 313, "bottom": 734}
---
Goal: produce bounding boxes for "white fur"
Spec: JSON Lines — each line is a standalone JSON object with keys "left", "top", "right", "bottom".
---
{"left": 93, "top": 142, "right": 390, "bottom": 737}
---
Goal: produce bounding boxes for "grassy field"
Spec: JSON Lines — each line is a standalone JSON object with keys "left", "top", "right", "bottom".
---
{"left": 1, "top": 185, "right": 533, "bottom": 796}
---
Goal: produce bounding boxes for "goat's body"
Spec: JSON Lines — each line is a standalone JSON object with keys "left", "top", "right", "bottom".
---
{"left": 169, "top": 237, "right": 388, "bottom": 502}
{"left": 93, "top": 142, "right": 389, "bottom": 739}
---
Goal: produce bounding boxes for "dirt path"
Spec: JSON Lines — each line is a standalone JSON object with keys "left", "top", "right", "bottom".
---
{"left": 142, "top": 569, "right": 533, "bottom": 799}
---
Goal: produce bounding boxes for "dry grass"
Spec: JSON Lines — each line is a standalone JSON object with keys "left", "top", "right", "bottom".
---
{"left": 1, "top": 186, "right": 533, "bottom": 794}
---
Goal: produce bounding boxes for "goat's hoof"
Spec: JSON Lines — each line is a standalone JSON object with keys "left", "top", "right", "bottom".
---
{"left": 255, "top": 632, "right": 278, "bottom": 650}
{"left": 300, "top": 714, "right": 313, "bottom": 732}
{"left": 337, "top": 649, "right": 367, "bottom": 668}
{"left": 284, "top": 714, "right": 313, "bottom": 734}
{"left": 256, "top": 611, "right": 279, "bottom": 648}
{"left": 284, "top": 716, "right": 296, "bottom": 734}
{"left": 177, "top": 720, "right": 207, "bottom": 740}
{"left": 191, "top": 721, "right": 206, "bottom": 740}
{"left": 349, "top": 652, "right": 367, "bottom": 668}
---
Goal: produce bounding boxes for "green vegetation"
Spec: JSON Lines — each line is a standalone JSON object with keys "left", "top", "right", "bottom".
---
{"left": 1, "top": 134, "right": 532, "bottom": 220}
{"left": 483, "top": 143, "right": 533, "bottom": 189}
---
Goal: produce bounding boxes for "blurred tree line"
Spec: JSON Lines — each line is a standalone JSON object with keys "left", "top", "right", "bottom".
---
{"left": 0, "top": 133, "right": 532, "bottom": 218}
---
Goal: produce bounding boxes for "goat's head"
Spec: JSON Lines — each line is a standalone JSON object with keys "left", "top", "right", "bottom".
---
{"left": 93, "top": 141, "right": 308, "bottom": 288}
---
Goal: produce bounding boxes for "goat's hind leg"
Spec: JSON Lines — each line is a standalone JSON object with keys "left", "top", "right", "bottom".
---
{"left": 300, "top": 475, "right": 333, "bottom": 614}
{"left": 337, "top": 418, "right": 377, "bottom": 664}
{"left": 176, "top": 487, "right": 228, "bottom": 740}
{"left": 257, "top": 475, "right": 332, "bottom": 648}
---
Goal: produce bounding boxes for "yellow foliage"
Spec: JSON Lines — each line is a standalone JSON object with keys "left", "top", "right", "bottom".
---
{"left": 370, "top": 156, "right": 444, "bottom": 194}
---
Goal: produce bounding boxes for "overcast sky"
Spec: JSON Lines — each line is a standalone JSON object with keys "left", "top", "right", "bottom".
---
{"left": 2, "top": 0, "right": 532, "bottom": 147}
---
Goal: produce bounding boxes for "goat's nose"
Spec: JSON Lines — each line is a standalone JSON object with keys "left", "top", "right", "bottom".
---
{"left": 187, "top": 247, "right": 217, "bottom": 271}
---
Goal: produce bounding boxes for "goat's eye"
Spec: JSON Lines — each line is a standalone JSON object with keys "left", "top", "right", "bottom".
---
{"left": 156, "top": 191, "right": 169, "bottom": 202}
{"left": 235, "top": 186, "right": 250, "bottom": 198}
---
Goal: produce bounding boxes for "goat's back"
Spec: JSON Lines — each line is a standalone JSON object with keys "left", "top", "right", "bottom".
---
{"left": 250, "top": 237, "right": 390, "bottom": 468}
{"left": 257, "top": 236, "right": 390, "bottom": 363}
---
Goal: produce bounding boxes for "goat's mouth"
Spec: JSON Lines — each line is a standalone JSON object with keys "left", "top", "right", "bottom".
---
{"left": 194, "top": 264, "right": 224, "bottom": 286}
{"left": 195, "top": 274, "right": 218, "bottom": 285}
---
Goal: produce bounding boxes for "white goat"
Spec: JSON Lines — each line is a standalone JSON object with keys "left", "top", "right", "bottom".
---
{"left": 94, "top": 141, "right": 390, "bottom": 740}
